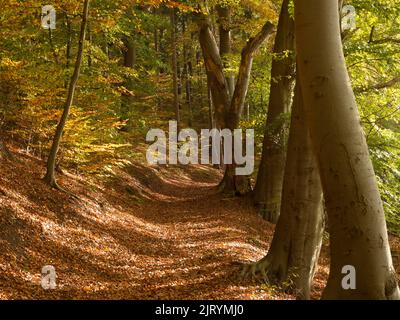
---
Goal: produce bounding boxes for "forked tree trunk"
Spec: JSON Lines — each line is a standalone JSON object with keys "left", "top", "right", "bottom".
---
{"left": 242, "top": 82, "right": 324, "bottom": 300}
{"left": 220, "top": 21, "right": 274, "bottom": 195}
{"left": 197, "top": 13, "right": 273, "bottom": 195}
{"left": 253, "top": 0, "right": 295, "bottom": 223}
{"left": 44, "top": 0, "right": 90, "bottom": 188}
{"left": 295, "top": 0, "right": 399, "bottom": 299}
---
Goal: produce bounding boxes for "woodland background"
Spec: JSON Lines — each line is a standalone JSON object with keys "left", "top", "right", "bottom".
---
{"left": 0, "top": 0, "right": 399, "bottom": 299}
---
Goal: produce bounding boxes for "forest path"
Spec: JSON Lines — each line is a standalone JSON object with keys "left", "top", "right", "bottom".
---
{"left": 0, "top": 152, "right": 328, "bottom": 299}
{"left": 87, "top": 164, "right": 283, "bottom": 299}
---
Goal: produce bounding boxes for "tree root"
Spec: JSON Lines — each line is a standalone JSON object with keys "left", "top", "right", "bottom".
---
{"left": 45, "top": 178, "right": 81, "bottom": 201}
{"left": 238, "top": 257, "right": 301, "bottom": 297}
{"left": 218, "top": 176, "right": 253, "bottom": 197}
{"left": 238, "top": 257, "right": 271, "bottom": 284}
{"left": 54, "top": 184, "right": 81, "bottom": 201}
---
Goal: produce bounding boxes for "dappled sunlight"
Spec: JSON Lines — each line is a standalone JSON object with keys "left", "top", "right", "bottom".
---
{"left": 0, "top": 149, "right": 286, "bottom": 299}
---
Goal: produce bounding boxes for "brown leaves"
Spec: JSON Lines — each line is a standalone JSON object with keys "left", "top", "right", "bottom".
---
{"left": 1, "top": 149, "right": 399, "bottom": 299}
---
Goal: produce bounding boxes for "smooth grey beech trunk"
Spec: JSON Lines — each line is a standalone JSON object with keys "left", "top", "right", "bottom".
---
{"left": 197, "top": 13, "right": 273, "bottom": 195}
{"left": 197, "top": 15, "right": 230, "bottom": 130}
{"left": 217, "top": 5, "right": 235, "bottom": 97}
{"left": 220, "top": 21, "right": 274, "bottom": 195}
{"left": 242, "top": 81, "right": 324, "bottom": 300}
{"left": 253, "top": 0, "right": 295, "bottom": 223}
{"left": 295, "top": 0, "right": 399, "bottom": 299}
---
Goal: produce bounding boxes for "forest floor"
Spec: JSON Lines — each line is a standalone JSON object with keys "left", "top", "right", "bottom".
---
{"left": 0, "top": 145, "right": 399, "bottom": 300}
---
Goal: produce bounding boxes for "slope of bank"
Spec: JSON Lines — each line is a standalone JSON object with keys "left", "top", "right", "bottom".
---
{"left": 0, "top": 145, "right": 398, "bottom": 299}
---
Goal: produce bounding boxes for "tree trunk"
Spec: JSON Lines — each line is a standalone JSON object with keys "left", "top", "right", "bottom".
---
{"left": 65, "top": 15, "right": 72, "bottom": 70}
{"left": 44, "top": 0, "right": 90, "bottom": 188}
{"left": 197, "top": 16, "right": 230, "bottom": 130}
{"left": 182, "top": 18, "right": 193, "bottom": 127}
{"left": 121, "top": 37, "right": 136, "bottom": 131}
{"left": 217, "top": 5, "right": 235, "bottom": 97}
{"left": 220, "top": 21, "right": 274, "bottom": 195}
{"left": 242, "top": 81, "right": 324, "bottom": 300}
{"left": 207, "top": 84, "right": 214, "bottom": 129}
{"left": 227, "top": 21, "right": 275, "bottom": 131}
{"left": 154, "top": 28, "right": 159, "bottom": 54}
{"left": 184, "top": 55, "right": 193, "bottom": 128}
{"left": 87, "top": 23, "right": 92, "bottom": 68}
{"left": 154, "top": 24, "right": 162, "bottom": 109}
{"left": 48, "top": 28, "right": 60, "bottom": 65}
{"left": 253, "top": 0, "right": 295, "bottom": 223}
{"left": 197, "top": 13, "right": 273, "bottom": 195}
{"left": 295, "top": 0, "right": 399, "bottom": 299}
{"left": 65, "top": 14, "right": 72, "bottom": 88}
{"left": 171, "top": 9, "right": 180, "bottom": 131}
{"left": 159, "top": 28, "right": 165, "bottom": 74}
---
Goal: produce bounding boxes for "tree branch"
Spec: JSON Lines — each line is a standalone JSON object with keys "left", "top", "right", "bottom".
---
{"left": 196, "top": 14, "right": 230, "bottom": 129}
{"left": 227, "top": 21, "right": 275, "bottom": 129}
{"left": 354, "top": 76, "right": 400, "bottom": 93}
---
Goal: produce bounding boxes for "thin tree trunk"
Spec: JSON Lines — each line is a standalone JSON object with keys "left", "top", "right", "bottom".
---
{"left": 121, "top": 36, "right": 136, "bottom": 131}
{"left": 159, "top": 28, "right": 165, "bottom": 74}
{"left": 184, "top": 52, "right": 193, "bottom": 127}
{"left": 124, "top": 39, "right": 136, "bottom": 68}
{"left": 44, "top": 0, "right": 90, "bottom": 189}
{"left": 295, "top": 0, "right": 399, "bottom": 299}
{"left": 241, "top": 81, "right": 324, "bottom": 300}
{"left": 154, "top": 24, "right": 162, "bottom": 109}
{"left": 253, "top": 0, "right": 295, "bottom": 223}
{"left": 65, "top": 14, "right": 72, "bottom": 88}
{"left": 48, "top": 28, "right": 60, "bottom": 65}
{"left": 65, "top": 15, "right": 72, "bottom": 70}
{"left": 182, "top": 18, "right": 193, "bottom": 128}
{"left": 154, "top": 28, "right": 159, "bottom": 53}
{"left": 171, "top": 9, "right": 180, "bottom": 131}
{"left": 87, "top": 23, "right": 92, "bottom": 68}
